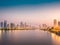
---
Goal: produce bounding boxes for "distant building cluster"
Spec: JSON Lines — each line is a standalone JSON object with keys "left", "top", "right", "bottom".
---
{"left": 0, "top": 20, "right": 53, "bottom": 30}
{"left": 54, "top": 19, "right": 60, "bottom": 26}
{"left": 53, "top": 19, "right": 60, "bottom": 30}
{"left": 0, "top": 20, "right": 7, "bottom": 29}
{"left": 0, "top": 19, "right": 60, "bottom": 30}
{"left": 39, "top": 24, "right": 48, "bottom": 30}
{"left": 0, "top": 20, "right": 38, "bottom": 30}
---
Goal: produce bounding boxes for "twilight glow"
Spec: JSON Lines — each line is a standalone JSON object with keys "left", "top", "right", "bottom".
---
{"left": 0, "top": 0, "right": 60, "bottom": 26}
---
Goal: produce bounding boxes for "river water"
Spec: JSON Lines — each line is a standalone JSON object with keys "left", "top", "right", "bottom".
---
{"left": 0, "top": 30, "right": 60, "bottom": 45}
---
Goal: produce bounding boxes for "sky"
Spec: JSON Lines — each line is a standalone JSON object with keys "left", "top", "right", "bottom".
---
{"left": 0, "top": 0, "right": 60, "bottom": 26}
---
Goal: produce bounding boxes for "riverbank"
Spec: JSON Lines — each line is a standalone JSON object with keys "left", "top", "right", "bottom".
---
{"left": 49, "top": 29, "right": 60, "bottom": 36}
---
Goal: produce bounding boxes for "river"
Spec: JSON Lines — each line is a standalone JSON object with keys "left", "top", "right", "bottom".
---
{"left": 0, "top": 30, "right": 60, "bottom": 45}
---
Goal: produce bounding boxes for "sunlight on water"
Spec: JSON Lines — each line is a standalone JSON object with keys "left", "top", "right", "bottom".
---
{"left": 0, "top": 30, "right": 2, "bottom": 41}
{"left": 0, "top": 30, "right": 60, "bottom": 45}
{"left": 51, "top": 33, "right": 60, "bottom": 45}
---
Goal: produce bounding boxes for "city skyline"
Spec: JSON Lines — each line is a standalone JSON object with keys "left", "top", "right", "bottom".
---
{"left": 0, "top": 0, "right": 60, "bottom": 26}
{"left": 0, "top": 20, "right": 43, "bottom": 30}
{"left": 0, "top": 0, "right": 60, "bottom": 45}
{"left": 0, "top": 19, "right": 60, "bottom": 30}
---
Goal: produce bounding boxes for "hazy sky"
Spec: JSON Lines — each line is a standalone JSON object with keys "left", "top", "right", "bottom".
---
{"left": 0, "top": 0, "right": 60, "bottom": 26}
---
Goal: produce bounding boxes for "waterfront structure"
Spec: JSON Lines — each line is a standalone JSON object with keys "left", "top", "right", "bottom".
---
{"left": 4, "top": 20, "right": 7, "bottom": 29}
{"left": 20, "top": 22, "right": 24, "bottom": 28}
{"left": 40, "top": 24, "right": 47, "bottom": 30}
{"left": 53, "top": 19, "right": 60, "bottom": 31}
{"left": 16, "top": 24, "right": 20, "bottom": 29}
{"left": 58, "top": 21, "right": 60, "bottom": 26}
{"left": 24, "top": 22, "right": 29, "bottom": 28}
{"left": 0, "top": 20, "right": 51, "bottom": 30}
{"left": 0, "top": 22, "right": 3, "bottom": 29}
{"left": 53, "top": 19, "right": 58, "bottom": 30}
{"left": 7, "top": 24, "right": 10, "bottom": 29}
{"left": 10, "top": 23, "right": 15, "bottom": 29}
{"left": 24, "top": 22, "right": 27, "bottom": 28}
{"left": 54, "top": 19, "right": 57, "bottom": 26}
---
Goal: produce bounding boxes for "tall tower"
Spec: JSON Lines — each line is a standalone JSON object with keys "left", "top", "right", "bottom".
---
{"left": 54, "top": 19, "right": 57, "bottom": 26}
{"left": 0, "top": 22, "right": 3, "bottom": 28}
{"left": 20, "top": 22, "right": 24, "bottom": 28}
{"left": 10, "top": 23, "right": 15, "bottom": 29}
{"left": 58, "top": 21, "right": 60, "bottom": 26}
{"left": 4, "top": 20, "right": 7, "bottom": 29}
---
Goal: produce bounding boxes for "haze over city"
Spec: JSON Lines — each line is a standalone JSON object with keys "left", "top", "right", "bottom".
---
{"left": 0, "top": 0, "right": 60, "bottom": 45}
{"left": 0, "top": 0, "right": 60, "bottom": 26}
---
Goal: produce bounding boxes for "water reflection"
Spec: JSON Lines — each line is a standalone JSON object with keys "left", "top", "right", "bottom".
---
{"left": 51, "top": 33, "right": 60, "bottom": 45}
{"left": 0, "top": 30, "right": 1, "bottom": 42}
{"left": 0, "top": 30, "right": 52, "bottom": 45}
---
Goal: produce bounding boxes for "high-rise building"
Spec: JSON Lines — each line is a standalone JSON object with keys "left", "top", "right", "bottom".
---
{"left": 20, "top": 22, "right": 24, "bottom": 28}
{"left": 7, "top": 24, "right": 10, "bottom": 29}
{"left": 42, "top": 24, "right": 47, "bottom": 27}
{"left": 58, "top": 21, "right": 60, "bottom": 26}
{"left": 24, "top": 22, "right": 28, "bottom": 28}
{"left": 0, "top": 22, "right": 3, "bottom": 28}
{"left": 54, "top": 19, "right": 57, "bottom": 26}
{"left": 4, "top": 20, "right": 7, "bottom": 29}
{"left": 10, "top": 23, "right": 15, "bottom": 29}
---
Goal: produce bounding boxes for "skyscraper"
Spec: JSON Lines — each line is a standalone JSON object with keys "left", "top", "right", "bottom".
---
{"left": 0, "top": 22, "right": 3, "bottom": 28}
{"left": 20, "top": 22, "right": 24, "bottom": 28}
{"left": 7, "top": 24, "right": 10, "bottom": 29}
{"left": 58, "top": 21, "right": 60, "bottom": 26}
{"left": 10, "top": 23, "right": 15, "bottom": 29}
{"left": 4, "top": 20, "right": 7, "bottom": 29}
{"left": 54, "top": 19, "right": 57, "bottom": 26}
